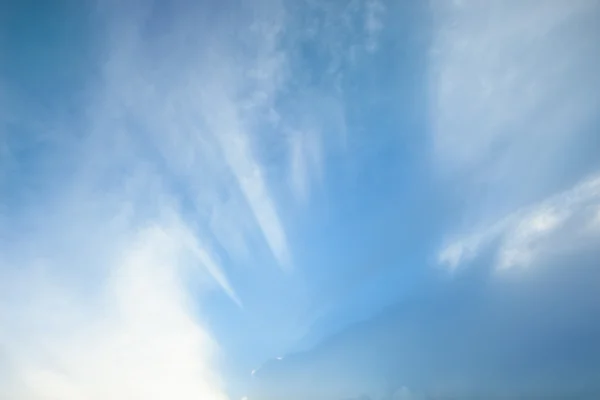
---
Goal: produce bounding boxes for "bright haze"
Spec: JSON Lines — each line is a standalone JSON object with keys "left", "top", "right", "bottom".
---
{"left": 2, "top": 1, "right": 600, "bottom": 399}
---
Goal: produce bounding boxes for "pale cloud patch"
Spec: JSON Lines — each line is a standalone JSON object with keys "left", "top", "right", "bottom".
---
{"left": 289, "top": 130, "right": 323, "bottom": 204}
{"left": 429, "top": 0, "right": 600, "bottom": 179}
{"left": 594, "top": 206, "right": 600, "bottom": 229}
{"left": 496, "top": 206, "right": 569, "bottom": 270}
{"left": 392, "top": 386, "right": 425, "bottom": 400}
{"left": 365, "top": 0, "right": 385, "bottom": 53}
{"left": 209, "top": 195, "right": 253, "bottom": 263}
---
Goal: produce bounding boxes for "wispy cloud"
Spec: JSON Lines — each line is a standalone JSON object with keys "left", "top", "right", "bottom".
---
{"left": 208, "top": 91, "right": 292, "bottom": 270}
{"left": 439, "top": 173, "right": 600, "bottom": 271}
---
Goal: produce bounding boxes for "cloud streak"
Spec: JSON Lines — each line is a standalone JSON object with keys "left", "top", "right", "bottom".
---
{"left": 211, "top": 103, "right": 292, "bottom": 270}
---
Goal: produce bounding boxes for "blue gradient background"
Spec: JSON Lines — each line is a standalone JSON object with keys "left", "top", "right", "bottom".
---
{"left": 2, "top": 1, "right": 600, "bottom": 399}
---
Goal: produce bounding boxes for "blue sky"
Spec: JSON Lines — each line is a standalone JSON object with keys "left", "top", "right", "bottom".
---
{"left": 1, "top": 0, "right": 600, "bottom": 399}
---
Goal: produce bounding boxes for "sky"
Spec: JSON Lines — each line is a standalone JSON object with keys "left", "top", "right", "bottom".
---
{"left": 1, "top": 0, "right": 600, "bottom": 399}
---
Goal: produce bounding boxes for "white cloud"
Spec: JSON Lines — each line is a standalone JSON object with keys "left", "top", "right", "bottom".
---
{"left": 0, "top": 216, "right": 230, "bottom": 400}
{"left": 439, "top": 173, "right": 600, "bottom": 271}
